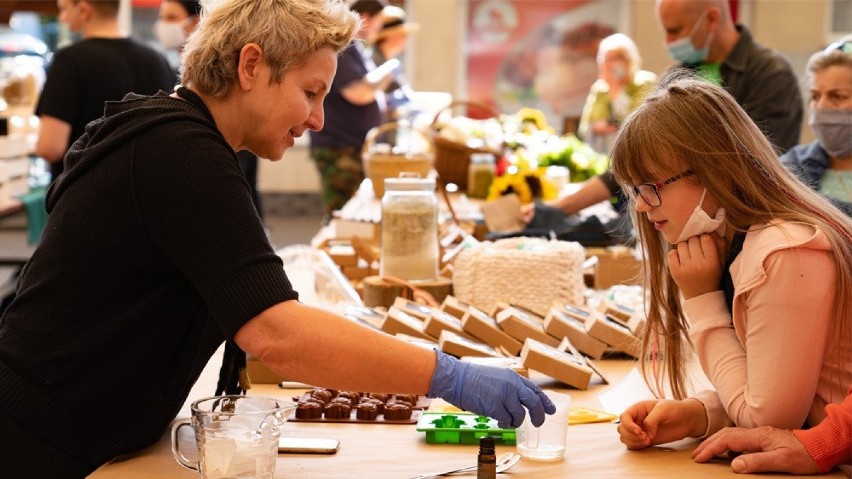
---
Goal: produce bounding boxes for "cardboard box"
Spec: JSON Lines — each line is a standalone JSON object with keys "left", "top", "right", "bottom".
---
{"left": 585, "top": 246, "right": 642, "bottom": 289}
{"left": 441, "top": 295, "right": 471, "bottom": 320}
{"left": 343, "top": 305, "right": 386, "bottom": 330}
{"left": 395, "top": 333, "right": 440, "bottom": 351}
{"left": 543, "top": 306, "right": 608, "bottom": 359}
{"left": 423, "top": 309, "right": 479, "bottom": 342}
{"left": 596, "top": 298, "right": 646, "bottom": 337}
{"left": 393, "top": 297, "right": 434, "bottom": 321}
{"left": 520, "top": 338, "right": 593, "bottom": 390}
{"left": 586, "top": 313, "right": 641, "bottom": 358}
{"left": 460, "top": 306, "right": 523, "bottom": 356}
{"left": 381, "top": 306, "right": 435, "bottom": 341}
{"left": 495, "top": 307, "right": 560, "bottom": 347}
{"left": 329, "top": 218, "right": 380, "bottom": 240}
{"left": 320, "top": 239, "right": 359, "bottom": 267}
{"left": 461, "top": 356, "right": 528, "bottom": 377}
{"left": 246, "top": 358, "right": 284, "bottom": 384}
{"left": 439, "top": 330, "right": 500, "bottom": 358}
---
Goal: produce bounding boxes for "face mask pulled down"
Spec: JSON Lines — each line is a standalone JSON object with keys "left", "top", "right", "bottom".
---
{"left": 675, "top": 188, "right": 726, "bottom": 243}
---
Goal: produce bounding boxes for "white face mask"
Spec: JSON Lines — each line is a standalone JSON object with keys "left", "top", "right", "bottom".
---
{"left": 675, "top": 188, "right": 726, "bottom": 243}
{"left": 154, "top": 21, "right": 187, "bottom": 50}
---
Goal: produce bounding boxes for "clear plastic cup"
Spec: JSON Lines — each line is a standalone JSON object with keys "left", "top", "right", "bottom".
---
{"left": 516, "top": 391, "right": 571, "bottom": 462}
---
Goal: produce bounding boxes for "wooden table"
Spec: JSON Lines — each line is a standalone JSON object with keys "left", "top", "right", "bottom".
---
{"left": 90, "top": 349, "right": 845, "bottom": 478}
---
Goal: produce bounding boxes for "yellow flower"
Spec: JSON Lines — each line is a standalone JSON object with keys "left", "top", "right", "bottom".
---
{"left": 487, "top": 167, "right": 558, "bottom": 204}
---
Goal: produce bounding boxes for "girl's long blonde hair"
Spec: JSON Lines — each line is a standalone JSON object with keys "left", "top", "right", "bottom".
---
{"left": 610, "top": 71, "right": 852, "bottom": 399}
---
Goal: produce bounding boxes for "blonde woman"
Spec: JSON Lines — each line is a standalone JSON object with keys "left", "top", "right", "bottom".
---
{"left": 0, "top": 0, "right": 553, "bottom": 475}
{"left": 578, "top": 32, "right": 657, "bottom": 154}
{"left": 611, "top": 72, "right": 852, "bottom": 455}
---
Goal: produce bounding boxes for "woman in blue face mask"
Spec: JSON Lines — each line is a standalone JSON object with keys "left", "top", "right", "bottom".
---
{"left": 610, "top": 71, "right": 852, "bottom": 463}
{"left": 781, "top": 38, "right": 852, "bottom": 216}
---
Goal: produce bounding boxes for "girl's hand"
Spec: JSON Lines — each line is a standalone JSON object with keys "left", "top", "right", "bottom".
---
{"left": 668, "top": 234, "right": 726, "bottom": 299}
{"left": 618, "top": 399, "right": 708, "bottom": 449}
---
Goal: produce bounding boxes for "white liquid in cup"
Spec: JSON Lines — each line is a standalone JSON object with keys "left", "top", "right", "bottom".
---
{"left": 516, "top": 392, "right": 571, "bottom": 462}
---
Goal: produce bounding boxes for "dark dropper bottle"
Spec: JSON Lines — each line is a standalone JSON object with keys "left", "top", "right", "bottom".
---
{"left": 477, "top": 436, "right": 496, "bottom": 479}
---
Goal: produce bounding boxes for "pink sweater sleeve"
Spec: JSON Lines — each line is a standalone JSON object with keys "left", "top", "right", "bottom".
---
{"left": 793, "top": 386, "right": 852, "bottom": 473}
{"left": 685, "top": 247, "right": 835, "bottom": 434}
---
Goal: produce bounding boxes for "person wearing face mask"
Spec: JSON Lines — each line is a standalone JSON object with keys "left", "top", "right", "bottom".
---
{"left": 153, "top": 0, "right": 201, "bottom": 54}
{"left": 656, "top": 0, "right": 802, "bottom": 154}
{"left": 154, "top": 0, "right": 264, "bottom": 221}
{"left": 781, "top": 38, "right": 852, "bottom": 217}
{"left": 34, "top": 0, "right": 174, "bottom": 183}
{"left": 610, "top": 71, "right": 852, "bottom": 465}
{"left": 521, "top": 33, "right": 656, "bottom": 235}
{"left": 578, "top": 33, "right": 657, "bottom": 155}
{"left": 0, "top": 1, "right": 555, "bottom": 475}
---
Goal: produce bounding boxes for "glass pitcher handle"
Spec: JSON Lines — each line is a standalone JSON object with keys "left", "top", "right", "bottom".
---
{"left": 170, "top": 420, "right": 199, "bottom": 471}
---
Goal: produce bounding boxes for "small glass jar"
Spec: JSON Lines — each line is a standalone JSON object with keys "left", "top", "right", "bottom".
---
{"left": 467, "top": 153, "right": 496, "bottom": 199}
{"left": 380, "top": 176, "right": 439, "bottom": 282}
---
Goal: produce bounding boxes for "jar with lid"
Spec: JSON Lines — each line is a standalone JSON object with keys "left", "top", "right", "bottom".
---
{"left": 467, "top": 153, "right": 496, "bottom": 199}
{"left": 380, "top": 176, "right": 439, "bottom": 282}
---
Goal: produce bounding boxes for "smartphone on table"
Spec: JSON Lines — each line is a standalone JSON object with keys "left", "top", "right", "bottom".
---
{"left": 278, "top": 437, "right": 340, "bottom": 454}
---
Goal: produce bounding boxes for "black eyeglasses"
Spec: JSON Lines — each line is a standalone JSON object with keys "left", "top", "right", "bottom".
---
{"left": 632, "top": 169, "right": 696, "bottom": 207}
{"left": 825, "top": 40, "right": 852, "bottom": 55}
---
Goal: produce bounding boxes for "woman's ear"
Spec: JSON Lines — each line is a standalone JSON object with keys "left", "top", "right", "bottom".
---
{"left": 237, "top": 43, "right": 263, "bottom": 91}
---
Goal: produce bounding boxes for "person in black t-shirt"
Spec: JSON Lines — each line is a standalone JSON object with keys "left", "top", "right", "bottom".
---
{"left": 0, "top": 1, "right": 554, "bottom": 476}
{"left": 34, "top": 0, "right": 173, "bottom": 181}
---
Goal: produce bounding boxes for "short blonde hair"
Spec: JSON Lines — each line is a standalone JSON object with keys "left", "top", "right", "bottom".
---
{"left": 611, "top": 69, "right": 852, "bottom": 400}
{"left": 806, "top": 35, "right": 852, "bottom": 84}
{"left": 597, "top": 33, "right": 642, "bottom": 76}
{"left": 182, "top": 0, "right": 359, "bottom": 98}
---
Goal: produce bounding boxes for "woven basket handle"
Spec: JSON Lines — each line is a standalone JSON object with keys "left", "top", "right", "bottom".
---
{"left": 430, "top": 100, "right": 501, "bottom": 130}
{"left": 362, "top": 121, "right": 432, "bottom": 155}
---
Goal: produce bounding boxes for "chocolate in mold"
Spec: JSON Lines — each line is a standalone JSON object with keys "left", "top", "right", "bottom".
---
{"left": 324, "top": 401, "right": 351, "bottom": 419}
{"left": 393, "top": 394, "right": 418, "bottom": 406}
{"left": 337, "top": 391, "right": 361, "bottom": 404}
{"left": 356, "top": 402, "right": 379, "bottom": 420}
{"left": 295, "top": 400, "right": 323, "bottom": 419}
{"left": 384, "top": 401, "right": 412, "bottom": 420}
{"left": 310, "top": 388, "right": 333, "bottom": 405}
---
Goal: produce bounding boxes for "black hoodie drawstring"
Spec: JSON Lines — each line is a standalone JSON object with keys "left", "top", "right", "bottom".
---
{"left": 215, "top": 340, "right": 249, "bottom": 396}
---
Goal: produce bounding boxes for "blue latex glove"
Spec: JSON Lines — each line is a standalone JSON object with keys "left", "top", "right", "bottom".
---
{"left": 426, "top": 349, "right": 556, "bottom": 428}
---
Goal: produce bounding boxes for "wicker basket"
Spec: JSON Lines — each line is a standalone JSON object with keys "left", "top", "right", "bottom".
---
{"left": 362, "top": 122, "right": 434, "bottom": 198}
{"left": 430, "top": 100, "right": 502, "bottom": 190}
{"left": 452, "top": 237, "right": 586, "bottom": 316}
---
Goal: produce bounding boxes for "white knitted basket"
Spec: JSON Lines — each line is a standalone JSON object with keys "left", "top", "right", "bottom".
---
{"left": 452, "top": 237, "right": 586, "bottom": 316}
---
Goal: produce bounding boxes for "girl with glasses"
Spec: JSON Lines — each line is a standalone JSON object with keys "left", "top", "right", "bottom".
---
{"left": 612, "top": 71, "right": 852, "bottom": 461}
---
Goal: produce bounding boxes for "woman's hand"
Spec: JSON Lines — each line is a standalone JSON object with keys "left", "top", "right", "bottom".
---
{"left": 668, "top": 234, "right": 726, "bottom": 299}
{"left": 692, "top": 426, "right": 818, "bottom": 474}
{"left": 521, "top": 202, "right": 535, "bottom": 224}
{"left": 617, "top": 399, "right": 709, "bottom": 449}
